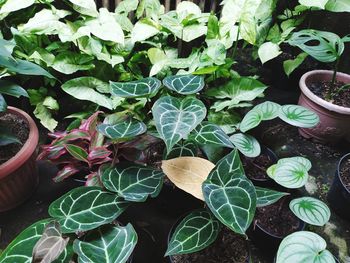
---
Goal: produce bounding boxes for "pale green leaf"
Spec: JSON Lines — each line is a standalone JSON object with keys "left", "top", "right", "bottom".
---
{"left": 278, "top": 105, "right": 320, "bottom": 128}
{"left": 230, "top": 133, "right": 261, "bottom": 158}
{"left": 326, "top": 0, "right": 350, "bottom": 12}
{"left": 258, "top": 42, "right": 282, "bottom": 64}
{"left": 131, "top": 19, "right": 159, "bottom": 43}
{"left": 283, "top": 52, "right": 308, "bottom": 77}
{"left": 67, "top": 0, "right": 98, "bottom": 17}
{"left": 255, "top": 187, "right": 290, "bottom": 207}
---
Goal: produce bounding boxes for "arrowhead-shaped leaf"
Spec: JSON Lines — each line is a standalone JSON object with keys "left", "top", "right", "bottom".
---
{"left": 255, "top": 187, "right": 290, "bottom": 207}
{"left": 230, "top": 133, "right": 261, "bottom": 158}
{"left": 110, "top": 77, "right": 161, "bottom": 98}
{"left": 163, "top": 75, "right": 204, "bottom": 95}
{"left": 152, "top": 96, "right": 207, "bottom": 152}
{"left": 278, "top": 105, "right": 319, "bottom": 128}
{"left": 166, "top": 209, "right": 220, "bottom": 256}
{"left": 101, "top": 165, "right": 164, "bottom": 202}
{"left": 289, "top": 197, "right": 330, "bottom": 226}
{"left": 73, "top": 224, "right": 137, "bottom": 263}
{"left": 97, "top": 118, "right": 147, "bottom": 140}
{"left": 49, "top": 187, "right": 129, "bottom": 233}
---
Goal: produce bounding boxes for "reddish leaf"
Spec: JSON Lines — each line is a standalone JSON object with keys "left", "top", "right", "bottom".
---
{"left": 64, "top": 144, "right": 89, "bottom": 163}
{"left": 88, "top": 147, "right": 112, "bottom": 161}
{"left": 91, "top": 157, "right": 113, "bottom": 166}
{"left": 53, "top": 129, "right": 90, "bottom": 146}
{"left": 120, "top": 134, "right": 161, "bottom": 150}
{"left": 79, "top": 111, "right": 103, "bottom": 135}
{"left": 48, "top": 131, "right": 67, "bottom": 139}
{"left": 37, "top": 146, "right": 66, "bottom": 161}
{"left": 54, "top": 165, "right": 80, "bottom": 182}
{"left": 85, "top": 172, "right": 103, "bottom": 187}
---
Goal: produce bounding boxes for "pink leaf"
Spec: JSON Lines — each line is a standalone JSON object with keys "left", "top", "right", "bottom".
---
{"left": 88, "top": 147, "right": 112, "bottom": 161}
{"left": 64, "top": 144, "right": 89, "bottom": 163}
{"left": 54, "top": 165, "right": 79, "bottom": 182}
{"left": 79, "top": 111, "right": 103, "bottom": 135}
{"left": 85, "top": 172, "right": 103, "bottom": 187}
{"left": 53, "top": 129, "right": 90, "bottom": 146}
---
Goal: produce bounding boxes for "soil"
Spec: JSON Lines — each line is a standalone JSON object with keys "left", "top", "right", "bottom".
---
{"left": 0, "top": 113, "right": 29, "bottom": 165}
{"left": 171, "top": 227, "right": 249, "bottom": 263}
{"left": 340, "top": 157, "right": 350, "bottom": 191}
{"left": 242, "top": 154, "right": 274, "bottom": 181}
{"left": 254, "top": 198, "right": 300, "bottom": 237}
{"left": 309, "top": 81, "right": 350, "bottom": 107}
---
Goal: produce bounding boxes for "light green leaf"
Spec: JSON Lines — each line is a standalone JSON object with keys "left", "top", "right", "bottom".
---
{"left": 62, "top": 77, "right": 121, "bottom": 110}
{"left": 190, "top": 122, "right": 234, "bottom": 148}
{"left": 152, "top": 95, "right": 207, "bottom": 153}
{"left": 102, "top": 165, "right": 164, "bottom": 202}
{"left": 278, "top": 105, "right": 320, "bottom": 128}
{"left": 166, "top": 209, "right": 220, "bottom": 256}
{"left": 67, "top": 0, "right": 98, "bottom": 17}
{"left": 326, "top": 0, "right": 350, "bottom": 12}
{"left": 0, "top": 94, "right": 6, "bottom": 112}
{"left": 115, "top": 0, "right": 138, "bottom": 14}
{"left": 97, "top": 118, "right": 147, "bottom": 140}
{"left": 239, "top": 109, "right": 262, "bottom": 133}
{"left": 283, "top": 52, "right": 308, "bottom": 77}
{"left": 289, "top": 197, "right": 331, "bottom": 226}
{"left": 33, "top": 103, "right": 58, "bottom": 132}
{"left": 0, "top": 0, "right": 34, "bottom": 14}
{"left": 131, "top": 19, "right": 160, "bottom": 43}
{"left": 258, "top": 42, "right": 282, "bottom": 64}
{"left": 110, "top": 77, "right": 161, "bottom": 98}
{"left": 230, "top": 133, "right": 261, "bottom": 158}
{"left": 0, "top": 80, "right": 28, "bottom": 98}
{"left": 163, "top": 75, "right": 204, "bottom": 95}
{"left": 276, "top": 231, "right": 336, "bottom": 263}
{"left": 299, "top": 0, "right": 328, "bottom": 9}
{"left": 65, "top": 144, "right": 88, "bottom": 162}
{"left": 73, "top": 224, "right": 137, "bottom": 263}
{"left": 51, "top": 52, "right": 94, "bottom": 74}
{"left": 49, "top": 187, "right": 129, "bottom": 233}
{"left": 254, "top": 101, "right": 281, "bottom": 120}
{"left": 166, "top": 141, "right": 198, "bottom": 159}
{"left": 255, "top": 187, "right": 290, "bottom": 207}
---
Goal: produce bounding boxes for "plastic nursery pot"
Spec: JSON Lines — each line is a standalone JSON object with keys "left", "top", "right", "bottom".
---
{"left": 327, "top": 153, "right": 350, "bottom": 221}
{"left": 0, "top": 106, "right": 39, "bottom": 212}
{"left": 298, "top": 70, "right": 350, "bottom": 143}
{"left": 167, "top": 215, "right": 251, "bottom": 263}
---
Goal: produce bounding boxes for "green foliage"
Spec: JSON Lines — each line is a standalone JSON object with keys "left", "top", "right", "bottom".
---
{"left": 255, "top": 187, "right": 290, "bottom": 207}
{"left": 163, "top": 75, "right": 204, "bottom": 95}
{"left": 110, "top": 77, "right": 161, "bottom": 98}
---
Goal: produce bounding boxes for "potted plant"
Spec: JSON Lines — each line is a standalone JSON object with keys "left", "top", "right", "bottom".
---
{"left": 286, "top": 29, "right": 350, "bottom": 143}
{"left": 0, "top": 39, "right": 53, "bottom": 211}
{"left": 327, "top": 152, "right": 350, "bottom": 220}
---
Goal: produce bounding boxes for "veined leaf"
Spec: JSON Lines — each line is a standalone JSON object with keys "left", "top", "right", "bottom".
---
{"left": 255, "top": 187, "right": 290, "bottom": 207}
{"left": 64, "top": 144, "right": 88, "bottom": 162}
{"left": 166, "top": 209, "right": 220, "bottom": 256}
{"left": 276, "top": 231, "right": 336, "bottom": 263}
{"left": 166, "top": 141, "right": 198, "bottom": 159}
{"left": 278, "top": 105, "right": 319, "bottom": 128}
{"left": 97, "top": 118, "right": 147, "bottom": 140}
{"left": 67, "top": 0, "right": 98, "bottom": 17}
{"left": 110, "top": 77, "right": 161, "bottom": 98}
{"left": 230, "top": 133, "right": 261, "bottom": 158}
{"left": 101, "top": 165, "right": 164, "bottom": 202}
{"left": 161, "top": 157, "right": 215, "bottom": 200}
{"left": 289, "top": 197, "right": 330, "bottom": 226}
{"left": 49, "top": 187, "right": 129, "bottom": 233}
{"left": 239, "top": 109, "right": 262, "bottom": 133}
{"left": 190, "top": 123, "right": 234, "bottom": 148}
{"left": 254, "top": 101, "right": 281, "bottom": 120}
{"left": 163, "top": 75, "right": 204, "bottom": 95}
{"left": 278, "top": 156, "right": 312, "bottom": 171}
{"left": 203, "top": 176, "right": 256, "bottom": 235}
{"left": 152, "top": 96, "right": 207, "bottom": 153}
{"left": 73, "top": 224, "right": 137, "bottom": 263}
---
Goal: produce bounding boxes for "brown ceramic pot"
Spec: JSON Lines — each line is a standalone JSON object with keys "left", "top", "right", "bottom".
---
{"left": 0, "top": 106, "right": 39, "bottom": 212}
{"left": 298, "top": 70, "right": 350, "bottom": 143}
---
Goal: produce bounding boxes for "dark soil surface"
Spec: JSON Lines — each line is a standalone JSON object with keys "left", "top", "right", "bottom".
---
{"left": 309, "top": 81, "right": 350, "bottom": 107}
{"left": 0, "top": 113, "right": 29, "bottom": 164}
{"left": 171, "top": 227, "right": 249, "bottom": 263}
{"left": 255, "top": 198, "right": 300, "bottom": 237}
{"left": 340, "top": 157, "right": 350, "bottom": 191}
{"left": 243, "top": 154, "right": 274, "bottom": 181}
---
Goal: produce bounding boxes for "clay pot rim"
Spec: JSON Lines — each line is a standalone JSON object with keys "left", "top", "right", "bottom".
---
{"left": 337, "top": 153, "right": 350, "bottom": 195}
{"left": 300, "top": 70, "right": 350, "bottom": 115}
{"left": 0, "top": 106, "right": 39, "bottom": 179}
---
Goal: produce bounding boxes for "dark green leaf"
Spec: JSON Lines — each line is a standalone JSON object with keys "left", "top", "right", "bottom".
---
{"left": 110, "top": 77, "right": 161, "bottom": 98}
{"left": 97, "top": 118, "right": 147, "bottom": 140}
{"left": 0, "top": 80, "right": 28, "bottom": 98}
{"left": 163, "top": 75, "right": 205, "bottom": 95}
{"left": 255, "top": 187, "right": 290, "bottom": 207}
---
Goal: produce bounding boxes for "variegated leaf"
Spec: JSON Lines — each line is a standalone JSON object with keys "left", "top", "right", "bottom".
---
{"left": 165, "top": 209, "right": 220, "bottom": 256}
{"left": 97, "top": 118, "right": 147, "bottom": 140}
{"left": 64, "top": 144, "right": 88, "bottom": 162}
{"left": 239, "top": 109, "right": 262, "bottom": 133}
{"left": 255, "top": 187, "right": 290, "bottom": 207}
{"left": 278, "top": 105, "right": 319, "bottom": 128}
{"left": 163, "top": 75, "right": 204, "bottom": 95}
{"left": 101, "top": 165, "right": 164, "bottom": 202}
{"left": 166, "top": 141, "right": 198, "bottom": 159}
{"left": 230, "top": 133, "right": 261, "bottom": 158}
{"left": 152, "top": 96, "right": 207, "bottom": 153}
{"left": 49, "top": 187, "right": 129, "bottom": 233}
{"left": 276, "top": 231, "right": 336, "bottom": 263}
{"left": 190, "top": 122, "right": 234, "bottom": 148}
{"left": 73, "top": 224, "right": 137, "bottom": 263}
{"left": 110, "top": 77, "right": 161, "bottom": 98}
{"left": 289, "top": 197, "right": 330, "bottom": 226}
{"left": 254, "top": 101, "right": 281, "bottom": 120}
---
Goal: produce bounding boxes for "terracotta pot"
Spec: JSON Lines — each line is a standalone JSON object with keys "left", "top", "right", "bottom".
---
{"left": 298, "top": 70, "right": 350, "bottom": 143}
{"left": 0, "top": 106, "right": 39, "bottom": 212}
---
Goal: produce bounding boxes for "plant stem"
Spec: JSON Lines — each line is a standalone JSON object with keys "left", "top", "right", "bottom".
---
{"left": 327, "top": 58, "right": 340, "bottom": 100}
{"left": 231, "top": 22, "right": 241, "bottom": 61}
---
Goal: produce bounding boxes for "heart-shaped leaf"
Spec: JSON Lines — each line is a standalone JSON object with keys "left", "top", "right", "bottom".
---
{"left": 255, "top": 187, "right": 290, "bottom": 207}
{"left": 278, "top": 105, "right": 320, "bottom": 128}
{"left": 73, "top": 224, "right": 137, "bottom": 263}
{"left": 161, "top": 157, "right": 215, "bottom": 200}
{"left": 163, "top": 75, "right": 205, "bottom": 95}
{"left": 166, "top": 209, "right": 220, "bottom": 256}
{"left": 276, "top": 231, "right": 336, "bottom": 263}
{"left": 0, "top": 220, "right": 72, "bottom": 263}
{"left": 203, "top": 176, "right": 256, "bottom": 235}
{"left": 102, "top": 165, "right": 164, "bottom": 202}
{"left": 230, "top": 133, "right": 261, "bottom": 158}
{"left": 189, "top": 122, "right": 234, "bottom": 148}
{"left": 49, "top": 187, "right": 129, "bottom": 233}
{"left": 166, "top": 141, "right": 198, "bottom": 159}
{"left": 289, "top": 197, "right": 331, "bottom": 226}
{"left": 152, "top": 96, "right": 207, "bottom": 152}
{"left": 32, "top": 221, "right": 69, "bottom": 263}
{"left": 97, "top": 118, "right": 147, "bottom": 140}
{"left": 110, "top": 77, "right": 161, "bottom": 98}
